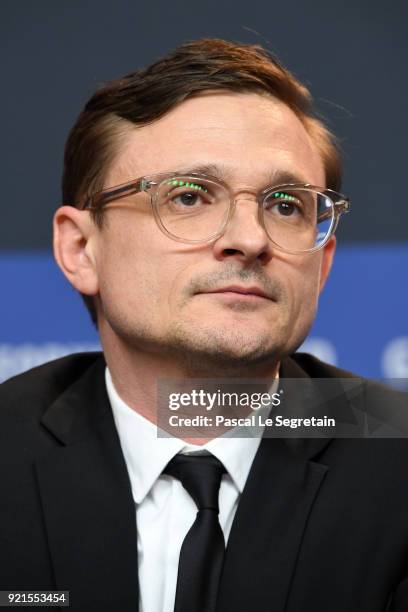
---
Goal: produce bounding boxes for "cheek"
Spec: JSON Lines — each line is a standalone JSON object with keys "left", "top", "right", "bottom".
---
{"left": 95, "top": 221, "right": 190, "bottom": 317}
{"left": 99, "top": 251, "right": 162, "bottom": 310}
{"left": 284, "top": 256, "right": 323, "bottom": 317}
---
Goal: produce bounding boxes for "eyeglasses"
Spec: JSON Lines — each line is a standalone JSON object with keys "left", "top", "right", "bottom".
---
{"left": 80, "top": 172, "right": 350, "bottom": 254}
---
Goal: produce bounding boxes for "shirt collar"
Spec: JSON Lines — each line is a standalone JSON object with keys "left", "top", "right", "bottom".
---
{"left": 105, "top": 367, "right": 278, "bottom": 502}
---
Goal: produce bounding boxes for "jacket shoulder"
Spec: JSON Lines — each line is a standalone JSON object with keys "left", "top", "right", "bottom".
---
{"left": 0, "top": 352, "right": 104, "bottom": 419}
{"left": 292, "top": 351, "right": 407, "bottom": 405}
{"left": 291, "top": 352, "right": 360, "bottom": 378}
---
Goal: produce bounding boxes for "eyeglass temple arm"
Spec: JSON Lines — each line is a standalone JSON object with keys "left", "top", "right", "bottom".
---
{"left": 336, "top": 198, "right": 351, "bottom": 215}
{"left": 318, "top": 198, "right": 350, "bottom": 223}
{"left": 82, "top": 179, "right": 147, "bottom": 210}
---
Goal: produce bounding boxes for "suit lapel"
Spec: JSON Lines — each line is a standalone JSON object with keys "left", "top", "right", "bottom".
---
{"left": 217, "top": 436, "right": 328, "bottom": 612}
{"left": 35, "top": 357, "right": 139, "bottom": 611}
{"left": 217, "top": 355, "right": 344, "bottom": 612}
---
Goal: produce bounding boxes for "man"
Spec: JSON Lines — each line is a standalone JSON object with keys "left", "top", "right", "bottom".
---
{"left": 0, "top": 38, "right": 407, "bottom": 611}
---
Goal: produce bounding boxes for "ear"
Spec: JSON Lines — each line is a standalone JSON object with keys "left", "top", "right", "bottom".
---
{"left": 318, "top": 236, "right": 336, "bottom": 293}
{"left": 53, "top": 206, "right": 99, "bottom": 296}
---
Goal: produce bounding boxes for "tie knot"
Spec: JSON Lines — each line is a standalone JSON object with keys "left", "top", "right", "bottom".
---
{"left": 163, "top": 454, "right": 226, "bottom": 512}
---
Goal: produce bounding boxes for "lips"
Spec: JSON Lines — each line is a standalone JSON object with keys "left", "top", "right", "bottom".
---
{"left": 201, "top": 285, "right": 272, "bottom": 300}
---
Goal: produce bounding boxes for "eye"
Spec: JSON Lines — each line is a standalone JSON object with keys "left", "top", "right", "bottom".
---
{"left": 175, "top": 191, "right": 201, "bottom": 207}
{"left": 276, "top": 200, "right": 298, "bottom": 216}
{"left": 266, "top": 191, "right": 303, "bottom": 217}
{"left": 166, "top": 180, "right": 210, "bottom": 208}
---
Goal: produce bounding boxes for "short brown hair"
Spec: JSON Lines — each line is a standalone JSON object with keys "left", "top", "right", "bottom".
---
{"left": 62, "top": 38, "right": 342, "bottom": 323}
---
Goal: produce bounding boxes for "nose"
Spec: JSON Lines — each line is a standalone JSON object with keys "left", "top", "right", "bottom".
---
{"left": 212, "top": 196, "right": 273, "bottom": 265}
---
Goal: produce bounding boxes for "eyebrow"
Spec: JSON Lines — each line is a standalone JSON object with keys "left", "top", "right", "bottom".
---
{"left": 166, "top": 163, "right": 311, "bottom": 187}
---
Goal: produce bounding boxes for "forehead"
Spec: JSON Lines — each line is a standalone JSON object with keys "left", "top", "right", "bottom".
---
{"left": 106, "top": 92, "right": 325, "bottom": 187}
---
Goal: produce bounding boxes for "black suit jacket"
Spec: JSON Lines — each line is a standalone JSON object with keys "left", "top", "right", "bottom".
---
{"left": 1, "top": 352, "right": 408, "bottom": 611}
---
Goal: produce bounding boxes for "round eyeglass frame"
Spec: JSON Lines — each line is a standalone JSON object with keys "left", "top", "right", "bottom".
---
{"left": 78, "top": 172, "right": 351, "bottom": 255}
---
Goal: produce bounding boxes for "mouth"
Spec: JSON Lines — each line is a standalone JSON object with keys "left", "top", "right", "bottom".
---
{"left": 199, "top": 285, "right": 273, "bottom": 301}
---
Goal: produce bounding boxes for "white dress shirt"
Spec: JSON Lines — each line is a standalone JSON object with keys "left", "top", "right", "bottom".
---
{"left": 106, "top": 368, "right": 276, "bottom": 612}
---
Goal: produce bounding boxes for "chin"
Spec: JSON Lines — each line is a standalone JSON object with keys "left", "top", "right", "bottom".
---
{"left": 171, "top": 323, "right": 282, "bottom": 366}
{"left": 181, "top": 344, "right": 281, "bottom": 378}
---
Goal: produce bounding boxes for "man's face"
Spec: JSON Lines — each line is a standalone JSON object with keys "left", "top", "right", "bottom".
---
{"left": 77, "top": 92, "right": 334, "bottom": 373}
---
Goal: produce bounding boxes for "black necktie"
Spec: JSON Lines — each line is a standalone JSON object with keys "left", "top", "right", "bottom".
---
{"left": 163, "top": 454, "right": 226, "bottom": 612}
